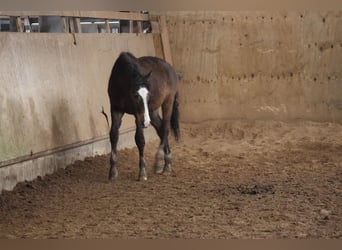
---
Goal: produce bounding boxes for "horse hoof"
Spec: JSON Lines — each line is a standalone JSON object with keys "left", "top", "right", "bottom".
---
{"left": 163, "top": 169, "right": 171, "bottom": 175}
{"left": 108, "top": 170, "right": 119, "bottom": 181}
{"left": 138, "top": 168, "right": 147, "bottom": 181}
{"left": 139, "top": 176, "right": 148, "bottom": 181}
{"left": 108, "top": 175, "right": 118, "bottom": 181}
{"left": 154, "top": 166, "right": 164, "bottom": 174}
{"left": 138, "top": 172, "right": 147, "bottom": 181}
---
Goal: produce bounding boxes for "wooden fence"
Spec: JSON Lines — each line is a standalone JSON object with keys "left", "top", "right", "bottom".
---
{"left": 0, "top": 11, "right": 173, "bottom": 64}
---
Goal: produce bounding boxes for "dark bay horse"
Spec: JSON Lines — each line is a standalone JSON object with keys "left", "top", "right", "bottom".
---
{"left": 107, "top": 52, "right": 180, "bottom": 181}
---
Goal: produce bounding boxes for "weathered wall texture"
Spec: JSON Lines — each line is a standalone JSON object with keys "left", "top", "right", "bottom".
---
{"left": 166, "top": 11, "right": 342, "bottom": 122}
{"left": 2, "top": 11, "right": 342, "bottom": 191}
{"left": 0, "top": 32, "right": 156, "bottom": 191}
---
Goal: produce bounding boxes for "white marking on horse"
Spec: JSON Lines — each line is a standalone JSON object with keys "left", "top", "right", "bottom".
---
{"left": 137, "top": 87, "right": 150, "bottom": 127}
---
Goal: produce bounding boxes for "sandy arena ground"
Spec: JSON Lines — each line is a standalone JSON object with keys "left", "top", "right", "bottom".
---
{"left": 0, "top": 120, "right": 341, "bottom": 239}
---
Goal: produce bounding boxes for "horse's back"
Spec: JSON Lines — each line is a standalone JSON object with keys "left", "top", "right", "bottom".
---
{"left": 108, "top": 52, "right": 178, "bottom": 112}
{"left": 138, "top": 56, "right": 178, "bottom": 109}
{"left": 138, "top": 56, "right": 178, "bottom": 89}
{"left": 109, "top": 52, "right": 139, "bottom": 86}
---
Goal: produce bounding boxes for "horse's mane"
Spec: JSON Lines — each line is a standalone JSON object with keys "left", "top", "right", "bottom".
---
{"left": 112, "top": 52, "right": 143, "bottom": 80}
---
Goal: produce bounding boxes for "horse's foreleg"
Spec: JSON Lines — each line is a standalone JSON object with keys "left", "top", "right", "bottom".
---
{"left": 135, "top": 121, "right": 147, "bottom": 181}
{"left": 109, "top": 111, "right": 123, "bottom": 181}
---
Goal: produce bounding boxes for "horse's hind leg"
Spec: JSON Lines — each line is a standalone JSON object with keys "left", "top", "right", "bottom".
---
{"left": 163, "top": 145, "right": 172, "bottom": 174}
{"left": 162, "top": 97, "right": 176, "bottom": 174}
{"left": 109, "top": 111, "right": 123, "bottom": 180}
{"left": 150, "top": 110, "right": 164, "bottom": 174}
{"left": 151, "top": 99, "right": 173, "bottom": 174}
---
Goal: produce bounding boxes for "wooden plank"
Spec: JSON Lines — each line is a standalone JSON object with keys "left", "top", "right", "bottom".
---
{"left": 105, "top": 19, "right": 110, "bottom": 33}
{"left": 69, "top": 17, "right": 77, "bottom": 44}
{"left": 61, "top": 16, "right": 67, "bottom": 33}
{"left": 75, "top": 17, "right": 82, "bottom": 33}
{"left": 158, "top": 15, "right": 173, "bottom": 65}
{"left": 150, "top": 21, "right": 160, "bottom": 33}
{"left": 16, "top": 17, "right": 23, "bottom": 32}
{"left": 137, "top": 21, "right": 142, "bottom": 33}
{"left": 69, "top": 17, "right": 75, "bottom": 33}
{"left": 149, "top": 14, "right": 159, "bottom": 22}
{"left": 72, "top": 11, "right": 150, "bottom": 21}
{"left": 0, "top": 11, "right": 149, "bottom": 21}
{"left": 129, "top": 20, "right": 133, "bottom": 33}
{"left": 153, "top": 34, "right": 164, "bottom": 59}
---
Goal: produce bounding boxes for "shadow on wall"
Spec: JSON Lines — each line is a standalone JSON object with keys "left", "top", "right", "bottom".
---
{"left": 89, "top": 113, "right": 98, "bottom": 138}
{"left": 51, "top": 98, "right": 80, "bottom": 147}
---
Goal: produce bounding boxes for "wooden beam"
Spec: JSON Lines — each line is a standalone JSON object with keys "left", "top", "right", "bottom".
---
{"left": 158, "top": 15, "right": 173, "bottom": 65}
{"left": 69, "top": 17, "right": 77, "bottom": 44}
{"left": 153, "top": 34, "right": 164, "bottom": 59}
{"left": 69, "top": 17, "right": 75, "bottom": 33}
{"left": 16, "top": 17, "right": 23, "bottom": 32}
{"left": 129, "top": 20, "right": 133, "bottom": 33}
{"left": 61, "top": 16, "right": 67, "bottom": 33}
{"left": 150, "top": 20, "right": 160, "bottom": 33}
{"left": 105, "top": 19, "right": 110, "bottom": 33}
{"left": 0, "top": 11, "right": 149, "bottom": 21}
{"left": 75, "top": 17, "right": 82, "bottom": 33}
{"left": 137, "top": 21, "right": 143, "bottom": 33}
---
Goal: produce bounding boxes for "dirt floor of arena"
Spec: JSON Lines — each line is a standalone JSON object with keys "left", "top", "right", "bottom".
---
{"left": 0, "top": 120, "right": 341, "bottom": 239}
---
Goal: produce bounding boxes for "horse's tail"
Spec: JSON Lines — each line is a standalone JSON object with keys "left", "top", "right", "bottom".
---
{"left": 171, "top": 92, "right": 180, "bottom": 141}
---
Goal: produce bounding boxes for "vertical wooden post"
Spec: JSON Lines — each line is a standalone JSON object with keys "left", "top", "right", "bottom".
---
{"left": 137, "top": 21, "right": 142, "bottom": 33}
{"left": 150, "top": 16, "right": 160, "bottom": 33}
{"left": 158, "top": 15, "right": 173, "bottom": 65}
{"left": 61, "top": 16, "right": 67, "bottom": 33}
{"left": 69, "top": 17, "right": 75, "bottom": 33}
{"left": 105, "top": 19, "right": 110, "bottom": 33}
{"left": 129, "top": 20, "right": 133, "bottom": 33}
{"left": 69, "top": 17, "right": 77, "bottom": 45}
{"left": 75, "top": 17, "right": 82, "bottom": 33}
{"left": 16, "top": 17, "right": 23, "bottom": 32}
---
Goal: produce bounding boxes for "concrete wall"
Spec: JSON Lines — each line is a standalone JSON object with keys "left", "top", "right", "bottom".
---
{"left": 0, "top": 32, "right": 156, "bottom": 191}
{"left": 166, "top": 11, "right": 342, "bottom": 122}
